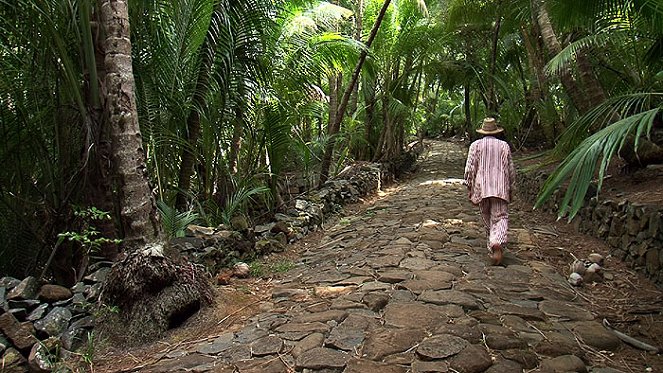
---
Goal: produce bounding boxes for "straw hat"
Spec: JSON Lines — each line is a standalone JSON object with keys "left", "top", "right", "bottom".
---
{"left": 477, "top": 117, "right": 504, "bottom": 135}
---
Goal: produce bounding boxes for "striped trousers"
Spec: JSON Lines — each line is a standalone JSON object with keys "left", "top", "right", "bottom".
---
{"left": 479, "top": 197, "right": 509, "bottom": 251}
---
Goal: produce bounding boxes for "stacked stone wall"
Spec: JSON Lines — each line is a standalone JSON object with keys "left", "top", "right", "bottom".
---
{"left": 517, "top": 170, "right": 663, "bottom": 284}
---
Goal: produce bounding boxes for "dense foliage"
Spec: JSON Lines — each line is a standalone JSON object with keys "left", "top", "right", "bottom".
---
{"left": 0, "top": 0, "right": 661, "bottom": 278}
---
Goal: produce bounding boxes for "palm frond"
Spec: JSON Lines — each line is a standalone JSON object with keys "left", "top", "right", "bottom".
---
{"left": 536, "top": 101, "right": 661, "bottom": 220}
{"left": 545, "top": 30, "right": 628, "bottom": 77}
{"left": 221, "top": 186, "right": 270, "bottom": 225}
{"left": 156, "top": 200, "right": 200, "bottom": 238}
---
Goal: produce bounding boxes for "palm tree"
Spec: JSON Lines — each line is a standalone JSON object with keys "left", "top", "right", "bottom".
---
{"left": 0, "top": 0, "right": 114, "bottom": 280}
{"left": 99, "top": 0, "right": 161, "bottom": 246}
{"left": 535, "top": 0, "right": 663, "bottom": 219}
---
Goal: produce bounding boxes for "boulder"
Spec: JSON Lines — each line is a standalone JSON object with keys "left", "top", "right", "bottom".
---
{"left": 2, "top": 347, "right": 27, "bottom": 372}
{"left": 28, "top": 337, "right": 59, "bottom": 373}
{"left": 0, "top": 312, "right": 38, "bottom": 350}
{"left": 0, "top": 277, "right": 21, "bottom": 289}
{"left": 0, "top": 286, "right": 6, "bottom": 312}
{"left": 7, "top": 277, "right": 38, "bottom": 300}
{"left": 27, "top": 304, "right": 49, "bottom": 321}
{"left": 37, "top": 284, "right": 73, "bottom": 303}
{"left": 34, "top": 307, "right": 72, "bottom": 337}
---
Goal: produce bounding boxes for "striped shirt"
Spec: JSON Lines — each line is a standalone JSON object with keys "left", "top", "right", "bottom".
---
{"left": 464, "top": 136, "right": 516, "bottom": 205}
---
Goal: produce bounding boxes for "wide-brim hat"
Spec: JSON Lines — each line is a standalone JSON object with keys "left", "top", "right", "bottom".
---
{"left": 477, "top": 117, "right": 504, "bottom": 135}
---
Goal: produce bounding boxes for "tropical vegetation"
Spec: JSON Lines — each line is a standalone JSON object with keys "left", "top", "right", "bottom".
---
{"left": 0, "top": 0, "right": 661, "bottom": 281}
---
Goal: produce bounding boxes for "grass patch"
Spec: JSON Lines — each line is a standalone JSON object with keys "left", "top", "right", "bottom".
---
{"left": 248, "top": 259, "right": 294, "bottom": 278}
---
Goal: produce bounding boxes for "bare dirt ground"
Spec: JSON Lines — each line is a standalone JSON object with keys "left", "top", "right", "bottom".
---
{"left": 91, "top": 144, "right": 663, "bottom": 373}
{"left": 511, "top": 198, "right": 663, "bottom": 372}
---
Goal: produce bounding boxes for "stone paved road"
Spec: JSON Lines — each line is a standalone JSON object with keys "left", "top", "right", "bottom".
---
{"left": 144, "top": 141, "right": 625, "bottom": 373}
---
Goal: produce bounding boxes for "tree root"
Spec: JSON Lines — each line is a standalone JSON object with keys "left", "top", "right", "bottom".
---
{"left": 603, "top": 318, "right": 660, "bottom": 353}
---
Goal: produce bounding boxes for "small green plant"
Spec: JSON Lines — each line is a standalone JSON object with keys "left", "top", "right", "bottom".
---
{"left": 248, "top": 262, "right": 265, "bottom": 277}
{"left": 92, "top": 303, "right": 120, "bottom": 319}
{"left": 58, "top": 206, "right": 121, "bottom": 254}
{"left": 339, "top": 217, "right": 352, "bottom": 225}
{"left": 81, "top": 331, "right": 95, "bottom": 365}
{"left": 156, "top": 200, "right": 199, "bottom": 238}
{"left": 270, "top": 260, "right": 294, "bottom": 273}
{"left": 247, "top": 260, "right": 293, "bottom": 278}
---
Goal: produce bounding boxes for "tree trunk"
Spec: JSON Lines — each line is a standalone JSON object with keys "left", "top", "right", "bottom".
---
{"left": 374, "top": 93, "right": 392, "bottom": 161}
{"left": 174, "top": 35, "right": 218, "bottom": 211}
{"left": 348, "top": 0, "right": 364, "bottom": 117}
{"left": 575, "top": 50, "right": 607, "bottom": 109}
{"left": 99, "top": 0, "right": 160, "bottom": 247}
{"left": 318, "top": 73, "right": 341, "bottom": 186}
{"left": 101, "top": 248, "right": 213, "bottom": 345}
{"left": 228, "top": 106, "right": 244, "bottom": 175}
{"left": 362, "top": 78, "right": 376, "bottom": 160}
{"left": 319, "top": 0, "right": 393, "bottom": 186}
{"left": 532, "top": 0, "right": 589, "bottom": 113}
{"left": 487, "top": 7, "right": 502, "bottom": 115}
{"left": 520, "top": 24, "right": 546, "bottom": 102}
{"left": 464, "top": 81, "right": 472, "bottom": 135}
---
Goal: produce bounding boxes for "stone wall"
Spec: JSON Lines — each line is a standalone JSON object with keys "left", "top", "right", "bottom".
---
{"left": 0, "top": 268, "right": 106, "bottom": 372}
{"left": 171, "top": 161, "right": 395, "bottom": 275}
{"left": 517, "top": 170, "right": 663, "bottom": 284}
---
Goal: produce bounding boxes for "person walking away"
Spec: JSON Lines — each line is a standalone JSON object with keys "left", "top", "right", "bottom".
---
{"left": 464, "top": 117, "right": 516, "bottom": 265}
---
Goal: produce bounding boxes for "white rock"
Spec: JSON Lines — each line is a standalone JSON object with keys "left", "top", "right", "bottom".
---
{"left": 233, "top": 262, "right": 250, "bottom": 278}
{"left": 570, "top": 260, "right": 587, "bottom": 275}
{"left": 141, "top": 243, "right": 164, "bottom": 257}
{"left": 568, "top": 272, "right": 583, "bottom": 286}
{"left": 588, "top": 253, "right": 604, "bottom": 265}
{"left": 586, "top": 263, "right": 602, "bottom": 274}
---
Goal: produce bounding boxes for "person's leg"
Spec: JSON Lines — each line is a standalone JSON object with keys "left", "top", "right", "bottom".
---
{"left": 490, "top": 198, "right": 509, "bottom": 248}
{"left": 488, "top": 198, "right": 508, "bottom": 265}
{"left": 478, "top": 199, "right": 491, "bottom": 251}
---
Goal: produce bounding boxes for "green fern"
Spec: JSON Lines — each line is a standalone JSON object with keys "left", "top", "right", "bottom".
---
{"left": 220, "top": 186, "right": 270, "bottom": 226}
{"left": 157, "top": 200, "right": 200, "bottom": 238}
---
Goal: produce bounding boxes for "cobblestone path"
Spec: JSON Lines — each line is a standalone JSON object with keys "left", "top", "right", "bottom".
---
{"left": 145, "top": 141, "right": 627, "bottom": 373}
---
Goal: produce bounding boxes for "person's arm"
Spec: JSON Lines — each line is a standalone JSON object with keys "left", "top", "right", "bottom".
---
{"left": 507, "top": 147, "right": 516, "bottom": 200}
{"left": 464, "top": 143, "right": 477, "bottom": 196}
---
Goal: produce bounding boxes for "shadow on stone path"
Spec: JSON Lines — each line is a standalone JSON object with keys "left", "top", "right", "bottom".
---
{"left": 142, "top": 141, "right": 630, "bottom": 373}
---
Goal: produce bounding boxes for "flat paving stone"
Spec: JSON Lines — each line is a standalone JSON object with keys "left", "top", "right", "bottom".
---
{"left": 235, "top": 356, "right": 289, "bottom": 373}
{"left": 571, "top": 321, "right": 622, "bottom": 351}
{"left": 383, "top": 302, "right": 449, "bottom": 330}
{"left": 411, "top": 359, "right": 449, "bottom": 372}
{"left": 399, "top": 257, "right": 436, "bottom": 270}
{"left": 539, "top": 300, "right": 595, "bottom": 321}
{"left": 195, "top": 333, "right": 234, "bottom": 354}
{"left": 250, "top": 335, "right": 283, "bottom": 356}
{"left": 449, "top": 344, "right": 493, "bottom": 373}
{"left": 362, "top": 328, "right": 427, "bottom": 361}
{"left": 292, "top": 310, "right": 348, "bottom": 324}
{"left": 377, "top": 270, "right": 412, "bottom": 283}
{"left": 492, "top": 303, "right": 545, "bottom": 321}
{"left": 416, "top": 334, "right": 468, "bottom": 359}
{"left": 345, "top": 358, "right": 408, "bottom": 373}
{"left": 418, "top": 290, "right": 481, "bottom": 310}
{"left": 291, "top": 332, "right": 325, "bottom": 358}
{"left": 295, "top": 347, "right": 349, "bottom": 370}
{"left": 325, "top": 314, "right": 372, "bottom": 351}
{"left": 144, "top": 354, "right": 216, "bottom": 372}
{"left": 539, "top": 354, "right": 587, "bottom": 372}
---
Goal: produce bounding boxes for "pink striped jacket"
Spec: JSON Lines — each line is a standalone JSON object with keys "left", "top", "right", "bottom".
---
{"left": 464, "top": 136, "right": 516, "bottom": 205}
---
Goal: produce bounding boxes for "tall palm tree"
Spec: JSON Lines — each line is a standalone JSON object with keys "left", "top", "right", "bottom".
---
{"left": 99, "top": 0, "right": 161, "bottom": 246}
{"left": 0, "top": 0, "right": 113, "bottom": 279}
{"left": 535, "top": 0, "right": 663, "bottom": 219}
{"left": 320, "top": 0, "right": 430, "bottom": 183}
